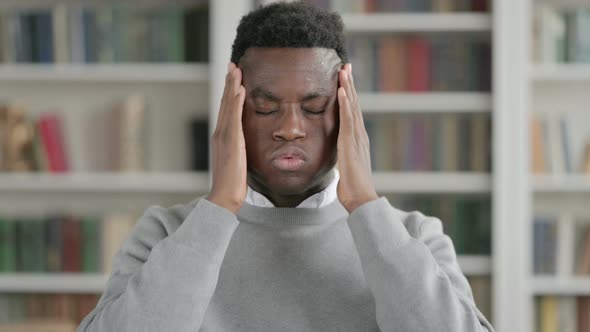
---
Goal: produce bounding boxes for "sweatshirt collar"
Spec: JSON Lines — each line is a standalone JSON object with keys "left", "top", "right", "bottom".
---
{"left": 245, "top": 169, "right": 340, "bottom": 209}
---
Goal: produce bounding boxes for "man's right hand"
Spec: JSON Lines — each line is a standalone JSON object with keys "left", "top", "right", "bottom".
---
{"left": 206, "top": 62, "right": 247, "bottom": 215}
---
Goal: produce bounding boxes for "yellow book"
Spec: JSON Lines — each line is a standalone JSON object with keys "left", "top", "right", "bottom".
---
{"left": 540, "top": 296, "right": 558, "bottom": 332}
{"left": 0, "top": 319, "right": 76, "bottom": 332}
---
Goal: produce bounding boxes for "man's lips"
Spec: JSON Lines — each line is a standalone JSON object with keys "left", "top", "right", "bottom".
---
{"left": 271, "top": 148, "right": 307, "bottom": 171}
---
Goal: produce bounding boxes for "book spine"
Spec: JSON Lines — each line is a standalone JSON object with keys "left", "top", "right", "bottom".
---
{"left": 407, "top": 37, "right": 431, "bottom": 91}
{"left": 0, "top": 218, "right": 16, "bottom": 272}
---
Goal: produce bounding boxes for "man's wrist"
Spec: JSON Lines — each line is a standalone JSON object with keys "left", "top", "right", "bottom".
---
{"left": 343, "top": 193, "right": 379, "bottom": 213}
{"left": 205, "top": 194, "right": 242, "bottom": 215}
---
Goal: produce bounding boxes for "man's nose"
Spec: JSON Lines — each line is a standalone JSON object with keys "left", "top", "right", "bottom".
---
{"left": 272, "top": 106, "right": 306, "bottom": 141}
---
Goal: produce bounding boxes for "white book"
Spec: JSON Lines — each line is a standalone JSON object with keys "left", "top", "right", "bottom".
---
{"left": 68, "top": 4, "right": 85, "bottom": 63}
{"left": 1, "top": 11, "right": 17, "bottom": 63}
{"left": 539, "top": 4, "right": 566, "bottom": 63}
{"left": 101, "top": 213, "right": 137, "bottom": 274}
{"left": 557, "top": 214, "right": 575, "bottom": 277}
{"left": 52, "top": 2, "right": 69, "bottom": 63}
{"left": 565, "top": 112, "right": 590, "bottom": 173}
{"left": 546, "top": 114, "right": 565, "bottom": 175}
{"left": 558, "top": 296, "right": 577, "bottom": 332}
{"left": 62, "top": 110, "right": 87, "bottom": 172}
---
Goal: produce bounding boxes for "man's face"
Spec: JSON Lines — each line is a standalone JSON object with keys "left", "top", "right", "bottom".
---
{"left": 240, "top": 48, "right": 341, "bottom": 199}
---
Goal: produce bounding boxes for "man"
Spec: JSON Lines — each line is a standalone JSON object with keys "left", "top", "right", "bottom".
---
{"left": 78, "top": 2, "right": 494, "bottom": 331}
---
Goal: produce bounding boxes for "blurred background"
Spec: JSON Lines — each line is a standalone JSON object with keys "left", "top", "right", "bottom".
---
{"left": 0, "top": 0, "right": 588, "bottom": 331}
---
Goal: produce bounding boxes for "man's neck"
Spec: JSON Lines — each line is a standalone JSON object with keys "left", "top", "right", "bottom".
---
{"left": 247, "top": 169, "right": 336, "bottom": 208}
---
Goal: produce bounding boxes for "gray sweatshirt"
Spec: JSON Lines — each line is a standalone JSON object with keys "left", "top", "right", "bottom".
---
{"left": 77, "top": 197, "right": 494, "bottom": 332}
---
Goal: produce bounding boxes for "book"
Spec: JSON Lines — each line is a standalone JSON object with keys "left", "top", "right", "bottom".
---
{"left": 81, "top": 217, "right": 100, "bottom": 273}
{"left": 101, "top": 213, "right": 137, "bottom": 273}
{"left": 0, "top": 320, "right": 77, "bottom": 332}
{"left": 190, "top": 118, "right": 209, "bottom": 171}
{"left": 0, "top": 217, "right": 16, "bottom": 272}
{"left": 46, "top": 216, "right": 63, "bottom": 272}
{"left": 37, "top": 112, "right": 70, "bottom": 173}
{"left": 406, "top": 36, "right": 431, "bottom": 91}
{"left": 575, "top": 222, "right": 590, "bottom": 275}
{"left": 378, "top": 36, "right": 407, "bottom": 92}
{"left": 556, "top": 214, "right": 575, "bottom": 277}
{"left": 61, "top": 216, "right": 82, "bottom": 272}
{"left": 565, "top": 10, "right": 590, "bottom": 63}
{"left": 540, "top": 296, "right": 558, "bottom": 332}
{"left": 112, "top": 94, "right": 147, "bottom": 171}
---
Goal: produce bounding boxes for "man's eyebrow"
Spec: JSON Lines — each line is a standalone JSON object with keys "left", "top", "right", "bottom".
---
{"left": 251, "top": 87, "right": 280, "bottom": 102}
{"left": 301, "top": 89, "right": 332, "bottom": 102}
{"left": 251, "top": 87, "right": 333, "bottom": 102}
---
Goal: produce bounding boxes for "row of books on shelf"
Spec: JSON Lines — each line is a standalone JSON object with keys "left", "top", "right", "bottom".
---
{"left": 0, "top": 213, "right": 137, "bottom": 273}
{"left": 0, "top": 293, "right": 98, "bottom": 329}
{"left": 365, "top": 113, "right": 491, "bottom": 172}
{"left": 306, "top": 0, "right": 489, "bottom": 13}
{"left": 0, "top": 282, "right": 487, "bottom": 331}
{"left": 530, "top": 113, "right": 590, "bottom": 175}
{"left": 0, "top": 96, "right": 210, "bottom": 173}
{"left": 0, "top": 3, "right": 208, "bottom": 64}
{"left": 533, "top": 6, "right": 590, "bottom": 63}
{"left": 533, "top": 215, "right": 590, "bottom": 276}
{"left": 347, "top": 36, "right": 491, "bottom": 92}
{"left": 387, "top": 195, "right": 491, "bottom": 255}
{"left": 536, "top": 296, "right": 590, "bottom": 332}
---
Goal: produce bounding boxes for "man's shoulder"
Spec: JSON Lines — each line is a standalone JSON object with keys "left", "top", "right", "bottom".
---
{"left": 138, "top": 196, "right": 206, "bottom": 237}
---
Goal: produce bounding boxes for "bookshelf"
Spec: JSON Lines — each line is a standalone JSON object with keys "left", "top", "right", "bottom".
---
{"left": 341, "top": 12, "right": 492, "bottom": 32}
{"left": 0, "top": 0, "right": 528, "bottom": 330}
{"left": 0, "top": 64, "right": 209, "bottom": 82}
{"left": 525, "top": 0, "right": 590, "bottom": 331}
{"left": 358, "top": 92, "right": 492, "bottom": 112}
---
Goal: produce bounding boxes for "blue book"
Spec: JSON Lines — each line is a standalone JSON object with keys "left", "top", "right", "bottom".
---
{"left": 35, "top": 12, "right": 54, "bottom": 63}
{"left": 83, "top": 8, "right": 98, "bottom": 62}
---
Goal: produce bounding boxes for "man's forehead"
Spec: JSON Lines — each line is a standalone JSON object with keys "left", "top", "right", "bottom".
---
{"left": 240, "top": 47, "right": 341, "bottom": 75}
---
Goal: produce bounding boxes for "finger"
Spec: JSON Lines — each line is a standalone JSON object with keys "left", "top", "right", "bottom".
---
{"left": 347, "top": 64, "right": 360, "bottom": 109}
{"left": 340, "top": 68, "right": 363, "bottom": 139}
{"left": 228, "top": 70, "right": 245, "bottom": 132}
{"left": 338, "top": 87, "right": 354, "bottom": 140}
{"left": 216, "top": 63, "right": 236, "bottom": 133}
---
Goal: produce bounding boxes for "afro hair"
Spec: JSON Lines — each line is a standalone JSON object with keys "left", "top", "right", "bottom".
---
{"left": 230, "top": 1, "right": 348, "bottom": 64}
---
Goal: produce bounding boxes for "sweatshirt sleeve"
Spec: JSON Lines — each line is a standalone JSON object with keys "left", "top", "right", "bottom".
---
{"left": 77, "top": 198, "right": 239, "bottom": 332}
{"left": 346, "top": 197, "right": 495, "bottom": 332}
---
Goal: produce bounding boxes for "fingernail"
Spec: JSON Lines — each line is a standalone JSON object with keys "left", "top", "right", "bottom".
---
{"left": 348, "top": 63, "right": 352, "bottom": 74}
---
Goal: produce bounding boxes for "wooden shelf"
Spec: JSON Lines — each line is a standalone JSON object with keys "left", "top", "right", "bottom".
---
{"left": 0, "top": 172, "right": 210, "bottom": 193}
{"left": 531, "top": 277, "right": 590, "bottom": 295}
{"left": 0, "top": 255, "right": 492, "bottom": 293}
{"left": 359, "top": 92, "right": 492, "bottom": 113}
{"left": 0, "top": 63, "right": 209, "bottom": 82}
{"left": 532, "top": 175, "right": 590, "bottom": 193}
{"left": 342, "top": 13, "right": 492, "bottom": 32}
{"left": 372, "top": 172, "right": 491, "bottom": 193}
{"left": 531, "top": 64, "right": 590, "bottom": 82}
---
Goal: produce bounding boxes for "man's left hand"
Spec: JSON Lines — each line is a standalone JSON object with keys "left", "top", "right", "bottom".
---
{"left": 336, "top": 63, "right": 379, "bottom": 213}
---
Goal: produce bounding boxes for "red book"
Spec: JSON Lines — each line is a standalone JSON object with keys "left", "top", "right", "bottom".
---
{"left": 407, "top": 37, "right": 431, "bottom": 92}
{"left": 38, "top": 113, "right": 69, "bottom": 173}
{"left": 472, "top": 0, "right": 489, "bottom": 12}
{"left": 578, "top": 297, "right": 589, "bottom": 332}
{"left": 61, "top": 216, "right": 82, "bottom": 272}
{"left": 365, "top": 0, "right": 377, "bottom": 12}
{"left": 378, "top": 36, "right": 407, "bottom": 92}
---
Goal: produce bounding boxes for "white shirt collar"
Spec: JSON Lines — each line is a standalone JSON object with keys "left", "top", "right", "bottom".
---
{"left": 245, "top": 169, "right": 339, "bottom": 208}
